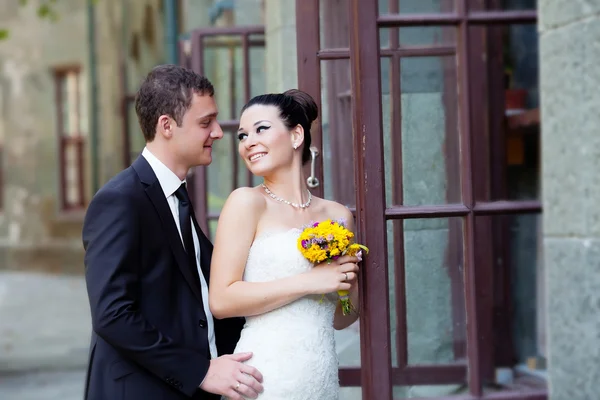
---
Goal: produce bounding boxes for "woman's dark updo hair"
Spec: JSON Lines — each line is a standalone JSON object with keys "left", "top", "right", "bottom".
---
{"left": 241, "top": 89, "right": 318, "bottom": 164}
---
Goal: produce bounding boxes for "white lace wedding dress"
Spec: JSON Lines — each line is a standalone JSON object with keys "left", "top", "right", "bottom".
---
{"left": 228, "top": 228, "right": 339, "bottom": 400}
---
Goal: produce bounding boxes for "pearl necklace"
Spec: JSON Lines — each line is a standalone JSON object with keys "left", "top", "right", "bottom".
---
{"left": 262, "top": 183, "right": 312, "bottom": 209}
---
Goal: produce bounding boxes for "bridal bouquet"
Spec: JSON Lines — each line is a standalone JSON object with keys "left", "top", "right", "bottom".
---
{"left": 297, "top": 219, "right": 368, "bottom": 315}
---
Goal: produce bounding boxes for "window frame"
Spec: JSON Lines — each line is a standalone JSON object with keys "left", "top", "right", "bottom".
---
{"left": 184, "top": 25, "right": 266, "bottom": 237}
{"left": 53, "top": 65, "right": 86, "bottom": 211}
{"left": 296, "top": 0, "right": 544, "bottom": 399}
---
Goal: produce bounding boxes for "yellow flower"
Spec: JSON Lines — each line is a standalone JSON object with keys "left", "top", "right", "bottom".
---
{"left": 296, "top": 219, "right": 369, "bottom": 316}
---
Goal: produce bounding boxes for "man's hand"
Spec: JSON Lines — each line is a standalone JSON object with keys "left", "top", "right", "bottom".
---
{"left": 199, "top": 352, "right": 264, "bottom": 400}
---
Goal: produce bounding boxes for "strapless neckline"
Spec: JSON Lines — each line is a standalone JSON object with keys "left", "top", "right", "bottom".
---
{"left": 229, "top": 226, "right": 340, "bottom": 400}
{"left": 252, "top": 227, "right": 302, "bottom": 244}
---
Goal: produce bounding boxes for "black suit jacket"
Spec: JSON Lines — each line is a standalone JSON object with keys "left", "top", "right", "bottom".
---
{"left": 82, "top": 156, "right": 244, "bottom": 400}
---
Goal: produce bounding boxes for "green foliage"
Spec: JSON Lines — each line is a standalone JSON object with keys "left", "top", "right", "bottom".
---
{"left": 20, "top": 0, "right": 60, "bottom": 22}
{"left": 1, "top": 0, "right": 100, "bottom": 40}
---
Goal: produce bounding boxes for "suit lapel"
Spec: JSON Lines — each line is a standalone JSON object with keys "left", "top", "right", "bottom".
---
{"left": 133, "top": 156, "right": 204, "bottom": 304}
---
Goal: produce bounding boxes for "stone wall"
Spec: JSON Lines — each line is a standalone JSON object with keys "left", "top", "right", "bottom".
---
{"left": 0, "top": 0, "right": 166, "bottom": 273}
{"left": 540, "top": 1, "right": 600, "bottom": 399}
{"left": 0, "top": 1, "right": 90, "bottom": 273}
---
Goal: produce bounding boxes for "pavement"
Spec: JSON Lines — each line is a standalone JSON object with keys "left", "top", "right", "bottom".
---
{"left": 0, "top": 271, "right": 364, "bottom": 400}
{"left": 0, "top": 271, "right": 90, "bottom": 399}
{"left": 0, "top": 369, "right": 86, "bottom": 400}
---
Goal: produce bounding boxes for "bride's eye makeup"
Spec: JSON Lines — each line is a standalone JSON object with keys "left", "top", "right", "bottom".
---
{"left": 237, "top": 124, "right": 269, "bottom": 141}
{"left": 256, "top": 125, "right": 269, "bottom": 133}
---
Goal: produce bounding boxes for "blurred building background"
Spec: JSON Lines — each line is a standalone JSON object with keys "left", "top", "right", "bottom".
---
{"left": 0, "top": 0, "right": 595, "bottom": 399}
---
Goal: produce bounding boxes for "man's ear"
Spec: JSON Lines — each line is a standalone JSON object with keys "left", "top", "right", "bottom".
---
{"left": 156, "top": 115, "right": 173, "bottom": 139}
{"left": 291, "top": 124, "right": 305, "bottom": 149}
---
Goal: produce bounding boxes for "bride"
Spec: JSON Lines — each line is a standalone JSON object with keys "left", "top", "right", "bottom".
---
{"left": 209, "top": 89, "right": 362, "bottom": 400}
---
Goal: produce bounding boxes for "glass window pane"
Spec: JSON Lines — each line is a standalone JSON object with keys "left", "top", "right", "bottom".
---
{"left": 473, "top": 214, "right": 547, "bottom": 393}
{"left": 201, "top": 32, "right": 265, "bottom": 119}
{"left": 382, "top": 54, "right": 461, "bottom": 207}
{"left": 337, "top": 319, "right": 361, "bottom": 368}
{"left": 380, "top": 26, "right": 456, "bottom": 48}
{"left": 388, "top": 218, "right": 466, "bottom": 367}
{"left": 204, "top": 36, "right": 236, "bottom": 120}
{"left": 339, "top": 386, "right": 362, "bottom": 399}
{"left": 78, "top": 71, "right": 88, "bottom": 136}
{"left": 249, "top": 33, "right": 266, "bottom": 101}
{"left": 388, "top": 217, "right": 467, "bottom": 397}
{"left": 469, "top": 23, "right": 539, "bottom": 203}
{"left": 489, "top": 0, "right": 537, "bottom": 11}
{"left": 200, "top": 30, "right": 267, "bottom": 225}
{"left": 207, "top": 132, "right": 234, "bottom": 215}
{"left": 320, "top": 59, "right": 356, "bottom": 208}
{"left": 209, "top": 219, "right": 218, "bottom": 242}
{"left": 64, "top": 143, "right": 81, "bottom": 206}
{"left": 379, "top": 0, "right": 455, "bottom": 14}
{"left": 66, "top": 71, "right": 79, "bottom": 135}
{"left": 393, "top": 388, "right": 467, "bottom": 398}
{"left": 319, "top": 0, "right": 350, "bottom": 50}
{"left": 504, "top": 22, "right": 540, "bottom": 200}
{"left": 59, "top": 75, "right": 70, "bottom": 136}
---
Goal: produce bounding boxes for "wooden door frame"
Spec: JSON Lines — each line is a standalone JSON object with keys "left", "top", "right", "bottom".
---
{"left": 183, "top": 25, "right": 265, "bottom": 237}
{"left": 295, "top": 1, "right": 544, "bottom": 399}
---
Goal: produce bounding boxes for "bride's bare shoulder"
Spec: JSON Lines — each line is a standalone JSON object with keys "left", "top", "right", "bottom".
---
{"left": 223, "top": 186, "right": 267, "bottom": 214}
{"left": 312, "top": 197, "right": 353, "bottom": 223}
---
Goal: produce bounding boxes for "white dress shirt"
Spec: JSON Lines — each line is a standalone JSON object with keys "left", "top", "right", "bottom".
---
{"left": 142, "top": 147, "right": 218, "bottom": 360}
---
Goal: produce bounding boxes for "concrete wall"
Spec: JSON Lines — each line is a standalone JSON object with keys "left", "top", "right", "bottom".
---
{"left": 264, "top": 0, "right": 297, "bottom": 92}
{"left": 540, "top": 1, "right": 600, "bottom": 399}
{"left": 0, "top": 0, "right": 166, "bottom": 273}
{"left": 109, "top": 0, "right": 166, "bottom": 171}
{"left": 0, "top": 0, "right": 90, "bottom": 273}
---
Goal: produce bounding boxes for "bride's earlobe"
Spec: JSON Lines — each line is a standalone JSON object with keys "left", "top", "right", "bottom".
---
{"left": 291, "top": 125, "right": 305, "bottom": 149}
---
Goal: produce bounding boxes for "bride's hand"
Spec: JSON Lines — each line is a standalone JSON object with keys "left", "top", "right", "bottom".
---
{"left": 303, "top": 255, "right": 360, "bottom": 295}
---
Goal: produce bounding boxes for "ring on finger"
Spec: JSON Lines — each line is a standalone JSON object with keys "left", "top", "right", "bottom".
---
{"left": 235, "top": 382, "right": 240, "bottom": 391}
{"left": 344, "top": 272, "right": 348, "bottom": 281}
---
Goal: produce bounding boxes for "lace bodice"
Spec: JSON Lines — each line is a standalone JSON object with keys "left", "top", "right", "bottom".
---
{"left": 229, "top": 228, "right": 339, "bottom": 400}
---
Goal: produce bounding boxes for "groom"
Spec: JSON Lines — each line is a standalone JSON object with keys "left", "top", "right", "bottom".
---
{"left": 82, "top": 65, "right": 263, "bottom": 400}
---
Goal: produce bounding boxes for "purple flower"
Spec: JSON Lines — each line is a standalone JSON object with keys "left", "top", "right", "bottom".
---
{"left": 313, "top": 222, "right": 320, "bottom": 227}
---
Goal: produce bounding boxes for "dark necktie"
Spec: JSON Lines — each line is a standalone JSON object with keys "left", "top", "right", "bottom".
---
{"left": 174, "top": 183, "right": 202, "bottom": 285}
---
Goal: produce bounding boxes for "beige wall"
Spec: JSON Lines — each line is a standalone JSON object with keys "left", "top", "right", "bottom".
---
{"left": 0, "top": 1, "right": 90, "bottom": 272}
{"left": 0, "top": 0, "right": 166, "bottom": 273}
{"left": 0, "top": 0, "right": 290, "bottom": 273}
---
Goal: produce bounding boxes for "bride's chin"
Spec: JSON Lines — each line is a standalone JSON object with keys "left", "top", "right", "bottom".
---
{"left": 248, "top": 165, "right": 275, "bottom": 178}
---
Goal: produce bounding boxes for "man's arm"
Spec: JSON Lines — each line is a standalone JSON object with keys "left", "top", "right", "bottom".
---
{"left": 83, "top": 187, "right": 208, "bottom": 397}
